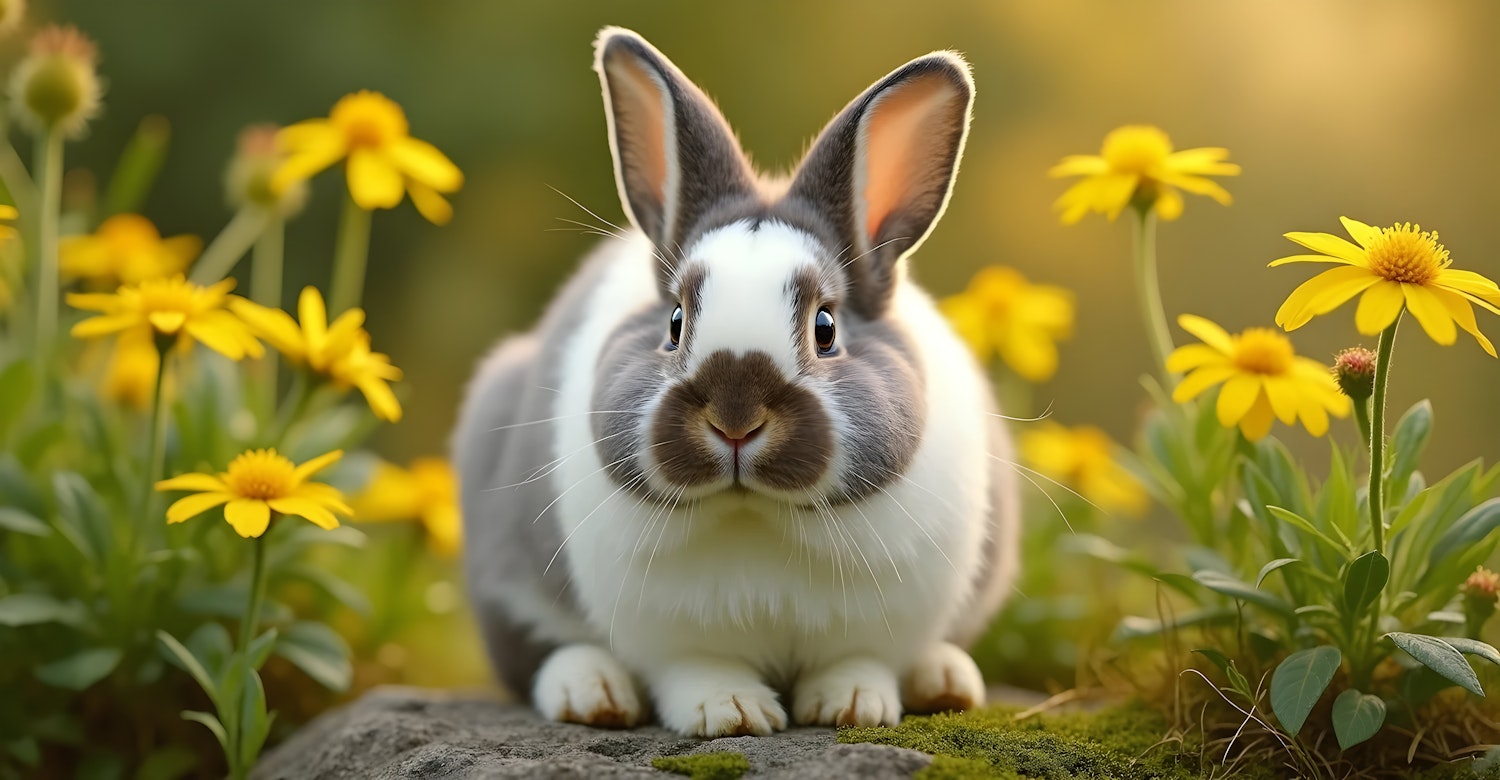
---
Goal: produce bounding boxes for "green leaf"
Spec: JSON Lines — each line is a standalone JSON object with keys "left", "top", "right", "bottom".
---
{"left": 1331, "top": 689, "right": 1386, "bottom": 749}
{"left": 102, "top": 115, "right": 170, "bottom": 217}
{"left": 1428, "top": 499, "right": 1500, "bottom": 571}
{"left": 1386, "top": 632, "right": 1484, "bottom": 696}
{"left": 275, "top": 622, "right": 352, "bottom": 692}
{"left": 1256, "top": 558, "right": 1300, "bottom": 588}
{"left": 1113, "top": 609, "right": 1236, "bottom": 641}
{"left": 0, "top": 359, "right": 34, "bottom": 442}
{"left": 238, "top": 667, "right": 273, "bottom": 769}
{"left": 282, "top": 564, "right": 372, "bottom": 617}
{"left": 1342, "top": 551, "right": 1389, "bottom": 615}
{"left": 185, "top": 622, "right": 233, "bottom": 680}
{"left": 0, "top": 454, "right": 46, "bottom": 517}
{"left": 247, "top": 627, "right": 279, "bottom": 671}
{"left": 1270, "top": 646, "right": 1341, "bottom": 735}
{"left": 1387, "top": 399, "right": 1432, "bottom": 492}
{"left": 0, "top": 593, "right": 86, "bottom": 627}
{"left": 1192, "top": 569, "right": 1294, "bottom": 615}
{"left": 1266, "top": 505, "right": 1348, "bottom": 556}
{"left": 0, "top": 506, "right": 49, "bottom": 536}
{"left": 35, "top": 648, "right": 121, "bottom": 690}
{"left": 135, "top": 745, "right": 198, "bottom": 780}
{"left": 179, "top": 711, "right": 228, "bottom": 752}
{"left": 52, "top": 471, "right": 112, "bottom": 564}
{"left": 156, "top": 631, "right": 220, "bottom": 708}
{"left": 1445, "top": 637, "right": 1500, "bottom": 667}
{"left": 5, "top": 736, "right": 39, "bottom": 766}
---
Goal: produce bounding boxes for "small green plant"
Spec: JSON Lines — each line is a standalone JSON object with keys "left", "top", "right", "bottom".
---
{"left": 651, "top": 752, "right": 752, "bottom": 780}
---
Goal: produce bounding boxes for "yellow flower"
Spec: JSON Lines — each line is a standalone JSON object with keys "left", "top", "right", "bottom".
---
{"left": 61, "top": 214, "right": 201, "bottom": 287}
{"left": 1169, "top": 314, "right": 1350, "bottom": 441}
{"left": 940, "top": 266, "right": 1074, "bottom": 382}
{"left": 104, "top": 328, "right": 161, "bottom": 409}
{"left": 0, "top": 204, "right": 17, "bottom": 242}
{"left": 1021, "top": 422, "right": 1148, "bottom": 517}
{"left": 229, "top": 286, "right": 403, "bottom": 421}
{"left": 156, "top": 449, "right": 351, "bottom": 538}
{"left": 68, "top": 276, "right": 263, "bottom": 361}
{"left": 226, "top": 124, "right": 308, "bottom": 217}
{"left": 350, "top": 458, "right": 461, "bottom": 558}
{"left": 1272, "top": 217, "right": 1500, "bottom": 356}
{"left": 1049, "top": 125, "right": 1239, "bottom": 224}
{"left": 272, "top": 91, "right": 463, "bottom": 224}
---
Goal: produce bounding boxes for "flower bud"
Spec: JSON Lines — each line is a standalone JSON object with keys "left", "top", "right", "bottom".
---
{"left": 1462, "top": 566, "right": 1500, "bottom": 637}
{"left": 1331, "top": 347, "right": 1376, "bottom": 401}
{"left": 224, "top": 124, "right": 306, "bottom": 218}
{"left": 8, "top": 25, "right": 101, "bottom": 137}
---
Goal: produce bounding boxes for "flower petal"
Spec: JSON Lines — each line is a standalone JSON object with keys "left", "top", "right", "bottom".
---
{"left": 1298, "top": 395, "right": 1330, "bottom": 437}
{"left": 1354, "top": 281, "right": 1406, "bottom": 335}
{"left": 1283, "top": 231, "right": 1367, "bottom": 264}
{"left": 1047, "top": 154, "right": 1109, "bottom": 178}
{"left": 71, "top": 315, "right": 138, "bottom": 339}
{"left": 228, "top": 298, "right": 305, "bottom": 360}
{"left": 272, "top": 122, "right": 346, "bottom": 192}
{"left": 1261, "top": 375, "right": 1300, "bottom": 425}
{"left": 299, "top": 286, "right": 329, "bottom": 345}
{"left": 1275, "top": 266, "right": 1380, "bottom": 330}
{"left": 346, "top": 149, "right": 404, "bottom": 210}
{"left": 292, "top": 449, "right": 344, "bottom": 483}
{"left": 148, "top": 311, "right": 187, "bottom": 334}
{"left": 1435, "top": 269, "right": 1500, "bottom": 301}
{"left": 165, "top": 492, "right": 232, "bottom": 524}
{"left": 224, "top": 499, "right": 272, "bottom": 538}
{"left": 406, "top": 181, "right": 454, "bottom": 226}
{"left": 156, "top": 473, "right": 228, "bottom": 492}
{"left": 185, "top": 312, "right": 257, "bottom": 360}
{"left": 1165, "top": 344, "right": 1226, "bottom": 373}
{"left": 1268, "top": 254, "right": 1362, "bottom": 268}
{"left": 1153, "top": 185, "right": 1184, "bottom": 221}
{"left": 387, "top": 137, "right": 463, "bottom": 192}
{"left": 1402, "top": 283, "right": 1458, "bottom": 345}
{"left": 1172, "top": 364, "right": 1237, "bottom": 403}
{"left": 1177, "top": 314, "right": 1234, "bottom": 353}
{"left": 1339, "top": 217, "right": 1382, "bottom": 249}
{"left": 1158, "top": 173, "right": 1232, "bottom": 206}
{"left": 268, "top": 497, "right": 341, "bottom": 530}
{"left": 1433, "top": 288, "right": 1497, "bottom": 358}
{"left": 1238, "top": 392, "right": 1276, "bottom": 441}
{"left": 356, "top": 376, "right": 403, "bottom": 422}
{"left": 1165, "top": 147, "right": 1239, "bottom": 176}
{"left": 1217, "top": 374, "right": 1261, "bottom": 427}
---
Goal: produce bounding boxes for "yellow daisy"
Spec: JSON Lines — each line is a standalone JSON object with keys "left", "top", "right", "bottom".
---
{"left": 229, "top": 286, "right": 403, "bottom": 421}
{"left": 104, "top": 327, "right": 163, "bottom": 409}
{"left": 271, "top": 91, "right": 463, "bottom": 225}
{"left": 61, "top": 214, "right": 201, "bottom": 287}
{"left": 1049, "top": 125, "right": 1239, "bottom": 224}
{"left": 1021, "top": 422, "right": 1148, "bottom": 517}
{"left": 1169, "top": 314, "right": 1350, "bottom": 441}
{"left": 940, "top": 266, "right": 1074, "bottom": 382}
{"left": 1272, "top": 217, "right": 1500, "bottom": 356}
{"left": 67, "top": 276, "right": 263, "bottom": 361}
{"left": 350, "top": 457, "right": 461, "bottom": 558}
{"left": 156, "top": 448, "right": 351, "bottom": 538}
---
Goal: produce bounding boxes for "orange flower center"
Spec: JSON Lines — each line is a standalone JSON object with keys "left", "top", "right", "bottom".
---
{"left": 223, "top": 449, "right": 296, "bottom": 500}
{"left": 330, "top": 91, "right": 408, "bottom": 150}
{"left": 1231, "top": 328, "right": 1295, "bottom": 375}
{"left": 1100, "top": 125, "right": 1173, "bottom": 176}
{"left": 1365, "top": 223, "right": 1447, "bottom": 285}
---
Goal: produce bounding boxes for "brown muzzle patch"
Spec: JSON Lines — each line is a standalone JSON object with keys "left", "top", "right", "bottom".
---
{"left": 650, "top": 350, "right": 834, "bottom": 492}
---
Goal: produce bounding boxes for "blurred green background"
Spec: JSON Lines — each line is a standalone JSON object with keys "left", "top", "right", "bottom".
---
{"left": 35, "top": 0, "right": 1500, "bottom": 683}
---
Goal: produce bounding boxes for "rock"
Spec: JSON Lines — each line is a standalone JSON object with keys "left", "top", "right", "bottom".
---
{"left": 253, "top": 687, "right": 934, "bottom": 779}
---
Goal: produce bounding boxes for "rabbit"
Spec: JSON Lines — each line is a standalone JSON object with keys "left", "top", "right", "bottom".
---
{"left": 453, "top": 26, "right": 1019, "bottom": 737}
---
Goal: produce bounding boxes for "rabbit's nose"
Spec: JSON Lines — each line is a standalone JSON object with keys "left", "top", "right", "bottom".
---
{"left": 708, "top": 417, "right": 765, "bottom": 447}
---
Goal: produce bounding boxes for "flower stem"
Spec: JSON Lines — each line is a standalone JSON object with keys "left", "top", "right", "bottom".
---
{"left": 189, "top": 207, "right": 269, "bottom": 285}
{"left": 140, "top": 342, "right": 171, "bottom": 546}
{"left": 1352, "top": 398, "right": 1372, "bottom": 454}
{"left": 329, "top": 193, "right": 371, "bottom": 315}
{"left": 33, "top": 128, "right": 63, "bottom": 358}
{"left": 1131, "top": 206, "right": 1175, "bottom": 384}
{"left": 229, "top": 531, "right": 269, "bottom": 780}
{"left": 251, "top": 217, "right": 284, "bottom": 406}
{"left": 1368, "top": 317, "right": 1400, "bottom": 555}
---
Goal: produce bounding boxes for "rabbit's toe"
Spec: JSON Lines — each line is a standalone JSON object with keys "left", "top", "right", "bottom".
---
{"left": 903, "top": 641, "right": 985, "bottom": 713}
{"left": 533, "top": 644, "right": 644, "bottom": 728}
{"left": 793, "top": 656, "right": 902, "bottom": 727}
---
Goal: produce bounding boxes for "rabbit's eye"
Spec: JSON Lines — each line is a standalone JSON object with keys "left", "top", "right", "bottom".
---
{"left": 814, "top": 307, "right": 836, "bottom": 355}
{"left": 667, "top": 305, "right": 683, "bottom": 349}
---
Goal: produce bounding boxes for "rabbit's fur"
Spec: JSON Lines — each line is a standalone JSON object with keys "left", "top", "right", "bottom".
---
{"left": 454, "top": 27, "right": 1018, "bottom": 736}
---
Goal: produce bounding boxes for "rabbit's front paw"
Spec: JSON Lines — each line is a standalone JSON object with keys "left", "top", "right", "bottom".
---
{"left": 650, "top": 658, "right": 787, "bottom": 737}
{"left": 533, "top": 644, "right": 644, "bottom": 728}
{"left": 793, "top": 656, "right": 901, "bottom": 727}
{"left": 903, "top": 641, "right": 985, "bottom": 713}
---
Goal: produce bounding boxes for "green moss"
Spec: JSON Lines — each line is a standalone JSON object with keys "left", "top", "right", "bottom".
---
{"left": 838, "top": 701, "right": 1238, "bottom": 780}
{"left": 651, "top": 751, "right": 751, "bottom": 780}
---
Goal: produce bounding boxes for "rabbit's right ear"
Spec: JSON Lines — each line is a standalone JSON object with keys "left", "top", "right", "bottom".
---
{"left": 595, "top": 28, "right": 756, "bottom": 285}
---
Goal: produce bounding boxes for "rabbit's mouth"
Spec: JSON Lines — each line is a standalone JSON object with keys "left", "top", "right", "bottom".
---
{"left": 640, "top": 350, "right": 836, "bottom": 499}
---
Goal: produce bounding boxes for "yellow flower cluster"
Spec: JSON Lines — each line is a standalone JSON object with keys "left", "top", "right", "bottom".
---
{"left": 351, "top": 457, "right": 461, "bottom": 558}
{"left": 940, "top": 266, "right": 1074, "bottom": 382}
{"left": 61, "top": 214, "right": 201, "bottom": 287}
{"left": 1021, "top": 423, "right": 1147, "bottom": 517}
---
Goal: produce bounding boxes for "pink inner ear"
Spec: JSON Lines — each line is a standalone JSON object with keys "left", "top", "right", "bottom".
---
{"left": 862, "top": 72, "right": 960, "bottom": 243}
{"left": 607, "top": 55, "right": 670, "bottom": 206}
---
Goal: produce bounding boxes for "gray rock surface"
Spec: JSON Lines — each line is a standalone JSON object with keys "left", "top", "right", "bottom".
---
{"left": 253, "top": 687, "right": 935, "bottom": 779}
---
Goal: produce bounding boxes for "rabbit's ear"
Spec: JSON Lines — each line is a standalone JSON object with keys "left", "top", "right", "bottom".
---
{"left": 595, "top": 28, "right": 756, "bottom": 281}
{"left": 788, "top": 53, "right": 973, "bottom": 317}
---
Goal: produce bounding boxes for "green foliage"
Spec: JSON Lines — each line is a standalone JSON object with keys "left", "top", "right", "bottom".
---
{"left": 838, "top": 702, "right": 1220, "bottom": 780}
{"left": 651, "top": 752, "right": 751, "bottom": 780}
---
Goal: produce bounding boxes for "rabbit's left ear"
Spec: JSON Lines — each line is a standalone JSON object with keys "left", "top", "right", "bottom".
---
{"left": 788, "top": 53, "right": 973, "bottom": 317}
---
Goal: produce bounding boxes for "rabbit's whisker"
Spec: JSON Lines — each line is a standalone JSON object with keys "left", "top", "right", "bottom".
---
{"left": 486, "top": 409, "right": 641, "bottom": 433}
{"left": 855, "top": 473, "right": 957, "bottom": 575}
{"left": 989, "top": 453, "right": 1104, "bottom": 519}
